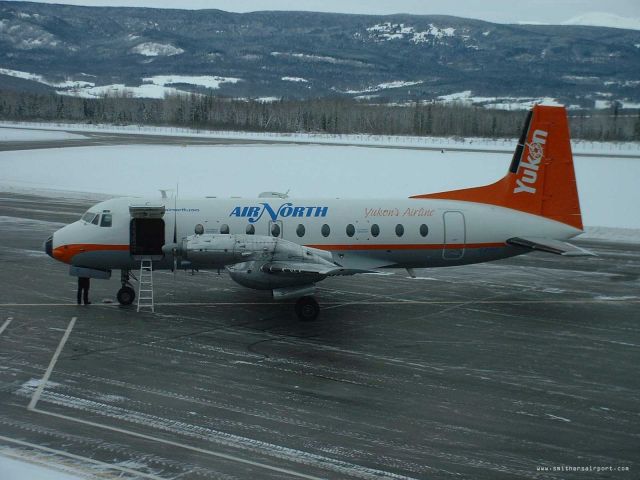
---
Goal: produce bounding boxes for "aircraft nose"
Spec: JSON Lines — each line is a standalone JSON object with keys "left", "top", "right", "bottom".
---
{"left": 44, "top": 235, "right": 53, "bottom": 258}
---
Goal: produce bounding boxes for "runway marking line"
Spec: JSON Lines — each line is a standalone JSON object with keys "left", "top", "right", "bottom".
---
{"left": 27, "top": 316, "right": 76, "bottom": 411}
{"left": 30, "top": 408, "right": 327, "bottom": 480}
{"left": 0, "top": 316, "right": 13, "bottom": 335}
{"left": 0, "top": 434, "right": 166, "bottom": 480}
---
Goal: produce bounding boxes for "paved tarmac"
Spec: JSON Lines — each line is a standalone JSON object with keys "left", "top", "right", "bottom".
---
{"left": 0, "top": 130, "right": 263, "bottom": 152}
{"left": 0, "top": 192, "right": 638, "bottom": 479}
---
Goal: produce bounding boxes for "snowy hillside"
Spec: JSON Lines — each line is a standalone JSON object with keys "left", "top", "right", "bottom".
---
{"left": 0, "top": 2, "right": 638, "bottom": 106}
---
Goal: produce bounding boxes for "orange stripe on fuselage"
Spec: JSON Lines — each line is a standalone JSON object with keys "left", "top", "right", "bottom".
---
{"left": 306, "top": 242, "right": 506, "bottom": 251}
{"left": 52, "top": 244, "right": 129, "bottom": 264}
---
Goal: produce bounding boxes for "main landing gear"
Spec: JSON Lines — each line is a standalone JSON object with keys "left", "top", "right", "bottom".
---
{"left": 295, "top": 296, "right": 320, "bottom": 321}
{"left": 117, "top": 269, "right": 136, "bottom": 306}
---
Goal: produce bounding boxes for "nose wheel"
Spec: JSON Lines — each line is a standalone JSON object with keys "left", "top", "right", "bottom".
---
{"left": 295, "top": 296, "right": 320, "bottom": 321}
{"left": 117, "top": 269, "right": 136, "bottom": 306}
{"left": 117, "top": 286, "right": 136, "bottom": 306}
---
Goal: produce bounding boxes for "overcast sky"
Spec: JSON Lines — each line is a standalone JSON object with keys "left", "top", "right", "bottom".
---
{"left": 6, "top": 0, "right": 640, "bottom": 24}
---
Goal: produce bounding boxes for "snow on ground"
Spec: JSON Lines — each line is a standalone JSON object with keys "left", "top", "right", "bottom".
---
{"left": 130, "top": 42, "right": 184, "bottom": 56}
{"left": 436, "top": 90, "right": 563, "bottom": 110}
{"left": 0, "top": 67, "right": 94, "bottom": 89}
{"left": 339, "top": 80, "right": 423, "bottom": 94}
{"left": 1, "top": 143, "right": 638, "bottom": 229}
{"left": 365, "top": 23, "right": 456, "bottom": 43}
{"left": 281, "top": 76, "right": 308, "bottom": 83}
{"left": 0, "top": 127, "right": 86, "bottom": 142}
{"left": 57, "top": 74, "right": 241, "bottom": 99}
{"left": 142, "top": 74, "right": 241, "bottom": 90}
{"left": 0, "top": 65, "right": 239, "bottom": 99}
{"left": 55, "top": 83, "right": 183, "bottom": 99}
{"left": 0, "top": 453, "right": 85, "bottom": 480}
{"left": 269, "top": 52, "right": 367, "bottom": 66}
{"left": 1, "top": 121, "right": 638, "bottom": 157}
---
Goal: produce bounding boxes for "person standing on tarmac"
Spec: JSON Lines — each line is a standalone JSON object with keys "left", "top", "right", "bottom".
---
{"left": 77, "top": 277, "right": 91, "bottom": 305}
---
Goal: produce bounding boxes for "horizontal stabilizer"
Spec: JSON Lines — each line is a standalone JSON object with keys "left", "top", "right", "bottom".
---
{"left": 507, "top": 237, "right": 595, "bottom": 256}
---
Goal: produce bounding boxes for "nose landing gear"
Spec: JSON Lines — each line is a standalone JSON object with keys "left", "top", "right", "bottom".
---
{"left": 117, "top": 269, "right": 136, "bottom": 306}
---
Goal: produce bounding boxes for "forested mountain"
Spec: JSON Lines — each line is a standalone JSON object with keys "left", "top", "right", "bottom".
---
{"left": 1, "top": 1, "right": 639, "bottom": 109}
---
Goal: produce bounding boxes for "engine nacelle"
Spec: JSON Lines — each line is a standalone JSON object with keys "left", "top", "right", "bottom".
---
{"left": 228, "top": 260, "right": 325, "bottom": 290}
{"left": 180, "top": 234, "right": 333, "bottom": 271}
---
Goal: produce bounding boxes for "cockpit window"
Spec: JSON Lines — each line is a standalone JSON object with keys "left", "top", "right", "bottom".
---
{"left": 91, "top": 214, "right": 100, "bottom": 225}
{"left": 100, "top": 213, "right": 112, "bottom": 227}
{"left": 81, "top": 212, "right": 98, "bottom": 223}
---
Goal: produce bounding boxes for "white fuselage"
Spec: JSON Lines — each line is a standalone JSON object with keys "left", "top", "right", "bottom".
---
{"left": 50, "top": 196, "right": 581, "bottom": 271}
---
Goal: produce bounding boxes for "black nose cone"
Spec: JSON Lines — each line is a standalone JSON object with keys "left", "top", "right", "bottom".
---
{"left": 45, "top": 236, "right": 53, "bottom": 258}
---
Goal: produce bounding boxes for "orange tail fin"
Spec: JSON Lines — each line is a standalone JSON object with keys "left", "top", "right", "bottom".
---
{"left": 411, "top": 105, "right": 583, "bottom": 230}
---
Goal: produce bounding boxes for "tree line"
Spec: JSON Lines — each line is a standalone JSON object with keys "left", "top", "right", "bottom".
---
{"left": 0, "top": 89, "right": 638, "bottom": 141}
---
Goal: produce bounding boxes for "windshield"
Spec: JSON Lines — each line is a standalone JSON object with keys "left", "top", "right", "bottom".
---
{"left": 81, "top": 211, "right": 98, "bottom": 223}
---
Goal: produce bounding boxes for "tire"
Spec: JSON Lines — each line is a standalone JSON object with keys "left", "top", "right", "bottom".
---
{"left": 117, "top": 286, "right": 135, "bottom": 306}
{"left": 295, "top": 296, "right": 320, "bottom": 321}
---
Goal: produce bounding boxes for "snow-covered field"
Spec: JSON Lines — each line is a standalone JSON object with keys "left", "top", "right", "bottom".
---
{"left": 1, "top": 141, "right": 639, "bottom": 230}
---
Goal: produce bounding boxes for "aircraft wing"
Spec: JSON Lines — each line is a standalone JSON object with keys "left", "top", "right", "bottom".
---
{"left": 507, "top": 237, "right": 595, "bottom": 256}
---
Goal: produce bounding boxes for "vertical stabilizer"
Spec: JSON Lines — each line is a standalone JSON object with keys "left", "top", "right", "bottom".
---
{"left": 411, "top": 105, "right": 583, "bottom": 230}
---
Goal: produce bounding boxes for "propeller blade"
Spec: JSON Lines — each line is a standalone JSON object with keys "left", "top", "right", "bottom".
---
{"left": 173, "top": 184, "right": 178, "bottom": 244}
{"left": 173, "top": 184, "right": 178, "bottom": 277}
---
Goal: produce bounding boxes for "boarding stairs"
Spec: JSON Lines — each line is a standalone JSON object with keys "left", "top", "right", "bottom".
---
{"left": 137, "top": 258, "right": 155, "bottom": 313}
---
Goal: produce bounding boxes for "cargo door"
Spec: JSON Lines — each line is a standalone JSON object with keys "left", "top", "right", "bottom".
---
{"left": 129, "top": 205, "right": 166, "bottom": 260}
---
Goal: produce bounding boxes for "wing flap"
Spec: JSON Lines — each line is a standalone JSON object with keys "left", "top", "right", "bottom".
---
{"left": 262, "top": 262, "right": 374, "bottom": 276}
{"left": 262, "top": 262, "right": 345, "bottom": 275}
{"left": 507, "top": 237, "right": 595, "bottom": 256}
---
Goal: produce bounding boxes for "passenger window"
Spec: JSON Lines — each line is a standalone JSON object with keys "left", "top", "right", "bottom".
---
{"left": 296, "top": 224, "right": 305, "bottom": 237}
{"left": 321, "top": 224, "right": 330, "bottom": 237}
{"left": 395, "top": 224, "right": 404, "bottom": 237}
{"left": 100, "top": 214, "right": 112, "bottom": 227}
{"left": 246, "top": 224, "right": 255, "bottom": 235}
{"left": 92, "top": 214, "right": 100, "bottom": 225}
{"left": 220, "top": 224, "right": 230, "bottom": 234}
{"left": 371, "top": 224, "right": 380, "bottom": 237}
{"left": 420, "top": 224, "right": 429, "bottom": 237}
{"left": 346, "top": 224, "right": 355, "bottom": 237}
{"left": 271, "top": 223, "right": 281, "bottom": 237}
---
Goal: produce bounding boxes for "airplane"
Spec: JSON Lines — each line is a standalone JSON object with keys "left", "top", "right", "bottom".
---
{"left": 44, "top": 105, "right": 592, "bottom": 320}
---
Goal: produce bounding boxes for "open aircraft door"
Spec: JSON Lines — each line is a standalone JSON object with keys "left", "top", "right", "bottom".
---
{"left": 443, "top": 211, "right": 465, "bottom": 260}
{"left": 129, "top": 205, "right": 166, "bottom": 260}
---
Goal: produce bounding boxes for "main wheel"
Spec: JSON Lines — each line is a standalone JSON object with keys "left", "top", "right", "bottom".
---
{"left": 295, "top": 296, "right": 320, "bottom": 321}
{"left": 117, "top": 286, "right": 136, "bottom": 306}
